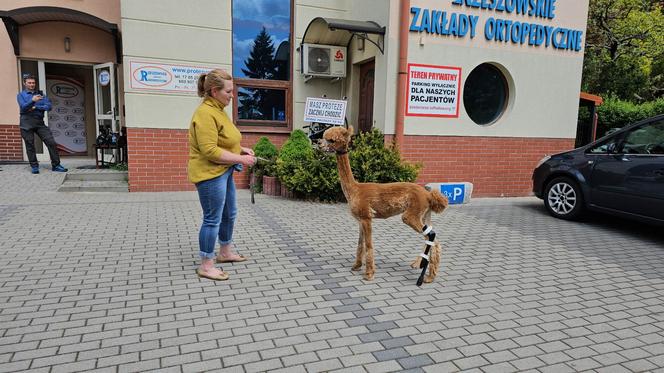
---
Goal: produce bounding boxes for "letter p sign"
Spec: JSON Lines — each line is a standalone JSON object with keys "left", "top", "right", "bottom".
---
{"left": 440, "top": 184, "right": 466, "bottom": 205}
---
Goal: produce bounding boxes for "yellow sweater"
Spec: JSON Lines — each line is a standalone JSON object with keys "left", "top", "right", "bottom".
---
{"left": 188, "top": 98, "right": 242, "bottom": 184}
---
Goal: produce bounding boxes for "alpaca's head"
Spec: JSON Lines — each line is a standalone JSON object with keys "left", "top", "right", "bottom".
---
{"left": 321, "top": 126, "right": 354, "bottom": 153}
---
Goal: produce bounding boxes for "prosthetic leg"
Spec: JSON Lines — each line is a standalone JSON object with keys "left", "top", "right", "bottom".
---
{"left": 416, "top": 225, "right": 436, "bottom": 286}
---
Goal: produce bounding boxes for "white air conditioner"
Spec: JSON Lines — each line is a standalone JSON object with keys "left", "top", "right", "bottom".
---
{"left": 301, "top": 43, "right": 347, "bottom": 78}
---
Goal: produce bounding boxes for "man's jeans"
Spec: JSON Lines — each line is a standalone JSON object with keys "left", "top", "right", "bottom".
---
{"left": 20, "top": 116, "right": 61, "bottom": 168}
{"left": 195, "top": 167, "right": 237, "bottom": 259}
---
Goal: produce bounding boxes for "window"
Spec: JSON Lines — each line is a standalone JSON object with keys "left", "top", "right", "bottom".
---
{"left": 232, "top": 0, "right": 292, "bottom": 129}
{"left": 463, "top": 63, "right": 509, "bottom": 125}
{"left": 622, "top": 119, "right": 664, "bottom": 155}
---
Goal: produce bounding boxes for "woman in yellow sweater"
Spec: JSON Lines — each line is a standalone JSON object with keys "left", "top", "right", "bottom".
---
{"left": 189, "top": 69, "right": 256, "bottom": 281}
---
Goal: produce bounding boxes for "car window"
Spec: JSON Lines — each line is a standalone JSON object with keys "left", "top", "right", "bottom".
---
{"left": 621, "top": 119, "right": 664, "bottom": 155}
{"left": 587, "top": 136, "right": 622, "bottom": 154}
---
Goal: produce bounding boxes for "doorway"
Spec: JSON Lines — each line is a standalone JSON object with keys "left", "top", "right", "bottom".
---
{"left": 358, "top": 60, "right": 375, "bottom": 133}
{"left": 18, "top": 60, "right": 119, "bottom": 163}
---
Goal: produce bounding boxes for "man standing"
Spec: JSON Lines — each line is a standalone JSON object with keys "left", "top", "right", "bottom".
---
{"left": 17, "top": 74, "right": 68, "bottom": 174}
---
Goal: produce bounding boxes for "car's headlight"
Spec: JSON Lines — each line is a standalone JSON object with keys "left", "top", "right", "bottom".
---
{"left": 535, "top": 155, "right": 551, "bottom": 169}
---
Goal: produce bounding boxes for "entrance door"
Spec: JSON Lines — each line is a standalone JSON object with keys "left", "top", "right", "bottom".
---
{"left": 358, "top": 60, "right": 375, "bottom": 133}
{"left": 93, "top": 63, "right": 118, "bottom": 136}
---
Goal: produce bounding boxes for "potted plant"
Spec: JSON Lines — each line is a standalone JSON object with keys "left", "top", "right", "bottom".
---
{"left": 251, "top": 137, "right": 279, "bottom": 195}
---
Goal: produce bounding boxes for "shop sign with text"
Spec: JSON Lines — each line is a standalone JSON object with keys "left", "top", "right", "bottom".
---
{"left": 129, "top": 61, "right": 216, "bottom": 94}
{"left": 406, "top": 63, "right": 461, "bottom": 118}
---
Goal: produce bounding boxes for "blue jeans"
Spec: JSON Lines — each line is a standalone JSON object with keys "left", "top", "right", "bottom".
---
{"left": 195, "top": 167, "right": 237, "bottom": 259}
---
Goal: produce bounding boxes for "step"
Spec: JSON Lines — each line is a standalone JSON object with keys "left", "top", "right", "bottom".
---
{"left": 58, "top": 180, "right": 129, "bottom": 193}
{"left": 65, "top": 170, "right": 128, "bottom": 182}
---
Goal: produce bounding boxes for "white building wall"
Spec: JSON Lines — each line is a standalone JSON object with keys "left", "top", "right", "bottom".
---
{"left": 406, "top": 0, "right": 589, "bottom": 139}
{"left": 293, "top": 0, "right": 349, "bottom": 129}
{"left": 120, "top": 0, "right": 232, "bottom": 130}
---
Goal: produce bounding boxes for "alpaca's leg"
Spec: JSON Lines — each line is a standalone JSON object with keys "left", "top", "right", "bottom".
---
{"left": 352, "top": 225, "right": 364, "bottom": 271}
{"left": 403, "top": 211, "right": 426, "bottom": 268}
{"left": 361, "top": 219, "right": 375, "bottom": 281}
{"left": 424, "top": 241, "right": 441, "bottom": 283}
{"left": 410, "top": 210, "right": 432, "bottom": 268}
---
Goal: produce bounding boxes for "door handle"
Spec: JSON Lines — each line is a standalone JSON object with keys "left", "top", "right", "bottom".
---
{"left": 655, "top": 169, "right": 664, "bottom": 176}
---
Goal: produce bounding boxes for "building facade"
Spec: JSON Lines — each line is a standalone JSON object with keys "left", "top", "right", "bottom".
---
{"left": 1, "top": 0, "right": 590, "bottom": 196}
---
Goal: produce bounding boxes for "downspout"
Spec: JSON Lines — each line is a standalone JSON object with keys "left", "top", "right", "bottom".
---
{"left": 394, "top": 0, "right": 410, "bottom": 147}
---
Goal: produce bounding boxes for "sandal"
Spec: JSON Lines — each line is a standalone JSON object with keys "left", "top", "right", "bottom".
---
{"left": 216, "top": 254, "right": 248, "bottom": 263}
{"left": 196, "top": 268, "right": 229, "bottom": 281}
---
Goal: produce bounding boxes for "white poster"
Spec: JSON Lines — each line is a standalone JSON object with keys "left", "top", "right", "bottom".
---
{"left": 129, "top": 61, "right": 217, "bottom": 94}
{"left": 406, "top": 63, "right": 462, "bottom": 118}
{"left": 303, "top": 97, "right": 347, "bottom": 125}
{"left": 46, "top": 77, "right": 87, "bottom": 155}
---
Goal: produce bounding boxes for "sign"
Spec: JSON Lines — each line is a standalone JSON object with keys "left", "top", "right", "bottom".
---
{"left": 129, "top": 61, "right": 216, "bottom": 94}
{"left": 408, "top": 1, "right": 585, "bottom": 53}
{"left": 406, "top": 63, "right": 461, "bottom": 118}
{"left": 98, "top": 70, "right": 110, "bottom": 86}
{"left": 304, "top": 97, "right": 347, "bottom": 125}
{"left": 440, "top": 184, "right": 466, "bottom": 205}
{"left": 47, "top": 77, "right": 87, "bottom": 155}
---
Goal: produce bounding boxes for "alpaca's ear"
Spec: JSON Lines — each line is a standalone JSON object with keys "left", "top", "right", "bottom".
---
{"left": 347, "top": 125, "right": 355, "bottom": 136}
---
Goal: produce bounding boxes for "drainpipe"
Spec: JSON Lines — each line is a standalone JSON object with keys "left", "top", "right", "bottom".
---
{"left": 394, "top": 0, "right": 410, "bottom": 147}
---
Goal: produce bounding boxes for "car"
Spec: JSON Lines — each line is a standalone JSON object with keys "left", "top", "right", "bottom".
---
{"left": 532, "top": 114, "right": 664, "bottom": 225}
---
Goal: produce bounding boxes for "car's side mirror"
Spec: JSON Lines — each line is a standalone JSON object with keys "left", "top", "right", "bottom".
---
{"left": 607, "top": 143, "right": 617, "bottom": 154}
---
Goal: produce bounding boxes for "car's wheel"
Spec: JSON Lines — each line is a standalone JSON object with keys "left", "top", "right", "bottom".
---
{"left": 544, "top": 177, "right": 584, "bottom": 220}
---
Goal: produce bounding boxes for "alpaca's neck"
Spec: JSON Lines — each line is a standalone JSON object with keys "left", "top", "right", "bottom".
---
{"left": 335, "top": 152, "right": 357, "bottom": 199}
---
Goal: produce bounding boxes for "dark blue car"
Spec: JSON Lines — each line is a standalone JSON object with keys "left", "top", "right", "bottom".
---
{"left": 532, "top": 114, "right": 664, "bottom": 224}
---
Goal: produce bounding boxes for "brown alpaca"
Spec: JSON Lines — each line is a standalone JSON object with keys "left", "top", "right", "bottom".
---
{"left": 321, "top": 126, "right": 448, "bottom": 283}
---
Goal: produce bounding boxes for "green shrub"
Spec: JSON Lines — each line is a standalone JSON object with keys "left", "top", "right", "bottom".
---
{"left": 276, "top": 129, "right": 314, "bottom": 196}
{"left": 349, "top": 129, "right": 421, "bottom": 183}
{"left": 250, "top": 137, "right": 278, "bottom": 193}
{"left": 596, "top": 96, "right": 664, "bottom": 137}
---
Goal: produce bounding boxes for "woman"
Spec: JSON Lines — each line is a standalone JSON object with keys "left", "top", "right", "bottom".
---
{"left": 189, "top": 69, "right": 256, "bottom": 281}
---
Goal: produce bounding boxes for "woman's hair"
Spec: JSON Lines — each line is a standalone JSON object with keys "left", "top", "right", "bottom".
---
{"left": 197, "top": 69, "right": 232, "bottom": 98}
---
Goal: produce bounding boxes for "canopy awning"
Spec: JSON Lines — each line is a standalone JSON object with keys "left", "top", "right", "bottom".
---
{"left": 1, "top": 6, "right": 121, "bottom": 63}
{"left": 302, "top": 17, "right": 385, "bottom": 54}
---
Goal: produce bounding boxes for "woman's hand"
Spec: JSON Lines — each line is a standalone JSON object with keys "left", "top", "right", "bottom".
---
{"left": 241, "top": 147, "right": 255, "bottom": 156}
{"left": 241, "top": 154, "right": 256, "bottom": 166}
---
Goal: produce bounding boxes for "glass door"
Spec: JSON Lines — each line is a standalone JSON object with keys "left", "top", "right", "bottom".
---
{"left": 93, "top": 62, "right": 118, "bottom": 136}
{"left": 93, "top": 63, "right": 118, "bottom": 164}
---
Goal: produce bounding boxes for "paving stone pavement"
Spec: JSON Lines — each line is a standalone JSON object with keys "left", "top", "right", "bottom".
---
{"left": 0, "top": 163, "right": 663, "bottom": 373}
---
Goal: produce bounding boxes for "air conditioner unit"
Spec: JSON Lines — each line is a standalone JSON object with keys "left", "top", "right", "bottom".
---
{"left": 301, "top": 43, "right": 347, "bottom": 78}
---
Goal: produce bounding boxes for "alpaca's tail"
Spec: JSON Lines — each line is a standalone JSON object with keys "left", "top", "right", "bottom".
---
{"left": 428, "top": 189, "right": 449, "bottom": 213}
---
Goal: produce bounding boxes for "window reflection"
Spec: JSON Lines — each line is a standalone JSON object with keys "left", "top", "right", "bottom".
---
{"left": 237, "top": 87, "right": 286, "bottom": 121}
{"left": 232, "top": 0, "right": 291, "bottom": 81}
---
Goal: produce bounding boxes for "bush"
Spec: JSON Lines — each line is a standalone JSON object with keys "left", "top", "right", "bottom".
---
{"left": 596, "top": 96, "right": 664, "bottom": 137}
{"left": 276, "top": 129, "right": 314, "bottom": 196}
{"left": 275, "top": 128, "right": 421, "bottom": 202}
{"left": 350, "top": 129, "right": 421, "bottom": 183}
{"left": 250, "top": 137, "right": 278, "bottom": 193}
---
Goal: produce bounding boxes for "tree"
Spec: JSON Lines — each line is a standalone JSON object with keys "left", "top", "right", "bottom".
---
{"left": 238, "top": 27, "right": 278, "bottom": 120}
{"left": 582, "top": 0, "right": 664, "bottom": 101}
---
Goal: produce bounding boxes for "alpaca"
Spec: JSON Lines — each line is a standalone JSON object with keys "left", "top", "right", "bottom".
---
{"left": 321, "top": 126, "right": 448, "bottom": 284}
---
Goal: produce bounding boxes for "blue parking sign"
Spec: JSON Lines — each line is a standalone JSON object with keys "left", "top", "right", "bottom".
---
{"left": 440, "top": 184, "right": 465, "bottom": 204}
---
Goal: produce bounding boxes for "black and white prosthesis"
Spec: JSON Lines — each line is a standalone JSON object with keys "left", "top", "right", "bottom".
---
{"left": 416, "top": 224, "right": 437, "bottom": 287}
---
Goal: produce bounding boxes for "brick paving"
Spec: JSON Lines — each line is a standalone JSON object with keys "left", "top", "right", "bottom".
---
{"left": 0, "top": 163, "right": 663, "bottom": 372}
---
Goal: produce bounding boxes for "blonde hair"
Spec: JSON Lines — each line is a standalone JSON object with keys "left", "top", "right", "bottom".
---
{"left": 197, "top": 69, "right": 232, "bottom": 98}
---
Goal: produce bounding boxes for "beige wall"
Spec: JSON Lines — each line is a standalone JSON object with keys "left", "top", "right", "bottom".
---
{"left": 0, "top": 0, "right": 120, "bottom": 126}
{"left": 120, "top": 0, "right": 232, "bottom": 130}
{"left": 292, "top": 0, "right": 349, "bottom": 129}
{"left": 405, "top": 0, "right": 589, "bottom": 138}
{"left": 0, "top": 25, "right": 19, "bottom": 125}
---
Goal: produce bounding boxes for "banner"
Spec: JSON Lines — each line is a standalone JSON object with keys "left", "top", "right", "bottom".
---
{"left": 129, "top": 61, "right": 217, "bottom": 94}
{"left": 46, "top": 77, "right": 87, "bottom": 155}
{"left": 406, "top": 63, "right": 462, "bottom": 118}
